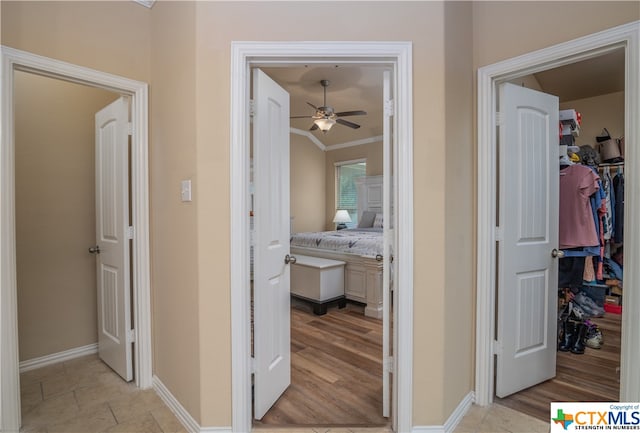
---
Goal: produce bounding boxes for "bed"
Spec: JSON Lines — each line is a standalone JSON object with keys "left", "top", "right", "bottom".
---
{"left": 290, "top": 176, "right": 386, "bottom": 318}
{"left": 290, "top": 228, "right": 383, "bottom": 258}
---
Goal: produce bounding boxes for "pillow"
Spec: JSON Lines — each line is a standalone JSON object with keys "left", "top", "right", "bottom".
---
{"left": 373, "top": 213, "right": 383, "bottom": 229}
{"left": 358, "top": 211, "right": 376, "bottom": 228}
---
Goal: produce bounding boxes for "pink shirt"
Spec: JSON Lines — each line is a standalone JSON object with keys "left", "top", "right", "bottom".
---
{"left": 559, "top": 165, "right": 600, "bottom": 249}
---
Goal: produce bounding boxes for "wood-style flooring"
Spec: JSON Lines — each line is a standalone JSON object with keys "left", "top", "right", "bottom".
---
{"left": 496, "top": 311, "right": 622, "bottom": 421}
{"left": 254, "top": 301, "right": 388, "bottom": 427}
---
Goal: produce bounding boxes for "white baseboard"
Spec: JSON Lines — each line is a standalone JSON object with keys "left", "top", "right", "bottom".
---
{"left": 19, "top": 343, "right": 98, "bottom": 373}
{"left": 152, "top": 375, "right": 232, "bottom": 433}
{"left": 413, "top": 391, "right": 475, "bottom": 433}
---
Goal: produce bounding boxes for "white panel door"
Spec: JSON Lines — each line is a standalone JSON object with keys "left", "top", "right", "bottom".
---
{"left": 253, "top": 69, "right": 291, "bottom": 420}
{"left": 382, "top": 70, "right": 393, "bottom": 419}
{"left": 496, "top": 83, "right": 559, "bottom": 397}
{"left": 95, "top": 97, "right": 132, "bottom": 382}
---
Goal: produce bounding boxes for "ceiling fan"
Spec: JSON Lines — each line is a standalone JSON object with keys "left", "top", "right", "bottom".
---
{"left": 290, "top": 79, "right": 367, "bottom": 133}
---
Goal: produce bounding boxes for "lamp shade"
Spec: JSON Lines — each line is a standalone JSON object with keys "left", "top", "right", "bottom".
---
{"left": 314, "top": 117, "right": 336, "bottom": 132}
{"left": 333, "top": 210, "right": 352, "bottom": 224}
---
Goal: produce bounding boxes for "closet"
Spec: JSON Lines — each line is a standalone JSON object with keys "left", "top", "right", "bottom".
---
{"left": 496, "top": 49, "right": 625, "bottom": 420}
{"left": 556, "top": 110, "right": 624, "bottom": 357}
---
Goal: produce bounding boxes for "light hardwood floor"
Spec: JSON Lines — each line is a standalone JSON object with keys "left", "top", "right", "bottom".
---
{"left": 496, "top": 311, "right": 622, "bottom": 421}
{"left": 254, "top": 302, "right": 388, "bottom": 427}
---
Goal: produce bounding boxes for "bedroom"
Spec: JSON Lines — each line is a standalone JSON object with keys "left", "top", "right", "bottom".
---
{"left": 251, "top": 65, "right": 392, "bottom": 427}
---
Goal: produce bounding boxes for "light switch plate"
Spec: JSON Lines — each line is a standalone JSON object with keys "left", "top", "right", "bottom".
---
{"left": 181, "top": 180, "right": 192, "bottom": 202}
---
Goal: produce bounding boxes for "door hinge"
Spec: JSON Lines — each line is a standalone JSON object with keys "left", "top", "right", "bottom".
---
{"left": 384, "top": 99, "right": 395, "bottom": 117}
{"left": 384, "top": 356, "right": 394, "bottom": 373}
{"left": 127, "top": 226, "right": 134, "bottom": 240}
{"left": 127, "top": 329, "right": 136, "bottom": 343}
{"left": 249, "top": 99, "right": 256, "bottom": 117}
{"left": 492, "top": 339, "right": 501, "bottom": 355}
{"left": 495, "top": 112, "right": 504, "bottom": 126}
{"left": 127, "top": 122, "right": 133, "bottom": 136}
{"left": 250, "top": 356, "right": 256, "bottom": 374}
{"left": 494, "top": 226, "right": 503, "bottom": 241}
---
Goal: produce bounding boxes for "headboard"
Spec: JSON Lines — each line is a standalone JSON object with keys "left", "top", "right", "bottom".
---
{"left": 355, "top": 175, "right": 383, "bottom": 217}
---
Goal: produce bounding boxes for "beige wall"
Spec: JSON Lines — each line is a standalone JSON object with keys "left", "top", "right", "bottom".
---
{"left": 150, "top": 1, "right": 202, "bottom": 421}
{"left": 473, "top": 2, "right": 640, "bottom": 68}
{"left": 191, "top": 1, "right": 450, "bottom": 426}
{"left": 291, "top": 135, "right": 326, "bottom": 233}
{"left": 560, "top": 91, "right": 625, "bottom": 148}
{"left": 1, "top": 1, "right": 151, "bottom": 82}
{"left": 14, "top": 71, "right": 117, "bottom": 361}
{"left": 443, "top": 1, "right": 475, "bottom": 418}
{"left": 324, "top": 142, "right": 383, "bottom": 230}
{"left": 4, "top": 0, "right": 639, "bottom": 429}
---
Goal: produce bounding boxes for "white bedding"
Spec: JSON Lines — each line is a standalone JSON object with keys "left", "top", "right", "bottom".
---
{"left": 290, "top": 228, "right": 383, "bottom": 258}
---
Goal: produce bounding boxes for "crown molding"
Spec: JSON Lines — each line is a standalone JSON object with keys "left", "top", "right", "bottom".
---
{"left": 325, "top": 135, "right": 383, "bottom": 151}
{"left": 290, "top": 128, "right": 382, "bottom": 152}
{"left": 133, "top": 0, "right": 155, "bottom": 9}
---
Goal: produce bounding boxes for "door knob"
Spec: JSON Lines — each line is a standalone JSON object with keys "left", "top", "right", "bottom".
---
{"left": 284, "top": 254, "right": 297, "bottom": 265}
{"left": 551, "top": 248, "right": 564, "bottom": 259}
{"left": 88, "top": 245, "right": 101, "bottom": 254}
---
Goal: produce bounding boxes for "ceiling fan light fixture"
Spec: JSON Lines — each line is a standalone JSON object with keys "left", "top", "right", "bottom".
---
{"left": 314, "top": 117, "right": 335, "bottom": 132}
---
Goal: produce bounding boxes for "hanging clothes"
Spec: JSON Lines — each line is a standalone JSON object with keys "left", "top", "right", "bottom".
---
{"left": 613, "top": 170, "right": 624, "bottom": 243}
{"left": 601, "top": 167, "right": 614, "bottom": 242}
{"left": 583, "top": 256, "right": 595, "bottom": 282}
{"left": 559, "top": 164, "right": 600, "bottom": 249}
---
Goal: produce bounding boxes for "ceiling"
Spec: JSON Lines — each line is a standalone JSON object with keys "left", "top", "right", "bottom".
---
{"left": 533, "top": 49, "right": 625, "bottom": 102}
{"left": 261, "top": 65, "right": 386, "bottom": 148}
{"left": 262, "top": 48, "right": 625, "bottom": 148}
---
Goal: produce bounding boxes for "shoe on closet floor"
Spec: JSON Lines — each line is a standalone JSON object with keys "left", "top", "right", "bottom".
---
{"left": 570, "top": 323, "right": 587, "bottom": 354}
{"left": 558, "top": 320, "right": 577, "bottom": 352}
{"left": 585, "top": 323, "right": 604, "bottom": 349}
{"left": 575, "top": 291, "right": 605, "bottom": 317}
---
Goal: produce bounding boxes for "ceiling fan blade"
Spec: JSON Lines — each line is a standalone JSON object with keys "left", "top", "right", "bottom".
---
{"left": 335, "top": 110, "right": 367, "bottom": 117}
{"left": 306, "top": 101, "right": 319, "bottom": 110}
{"left": 336, "top": 118, "right": 361, "bottom": 129}
{"left": 290, "top": 115, "right": 313, "bottom": 119}
{"left": 309, "top": 123, "right": 319, "bottom": 131}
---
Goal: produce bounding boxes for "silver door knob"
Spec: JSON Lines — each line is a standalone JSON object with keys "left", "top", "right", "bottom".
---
{"left": 88, "top": 245, "right": 101, "bottom": 254}
{"left": 551, "top": 248, "right": 564, "bottom": 258}
{"left": 284, "top": 254, "right": 297, "bottom": 265}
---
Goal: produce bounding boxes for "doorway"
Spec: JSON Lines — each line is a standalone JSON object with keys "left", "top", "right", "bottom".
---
{"left": 494, "top": 51, "right": 626, "bottom": 420}
{"left": 475, "top": 21, "right": 640, "bottom": 409}
{"left": 229, "top": 41, "right": 414, "bottom": 433}
{"left": 251, "top": 65, "right": 390, "bottom": 427}
{"left": 14, "top": 70, "right": 121, "bottom": 374}
{"left": 0, "top": 46, "right": 152, "bottom": 432}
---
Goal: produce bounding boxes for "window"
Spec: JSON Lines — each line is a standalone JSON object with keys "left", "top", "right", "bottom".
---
{"left": 335, "top": 160, "right": 366, "bottom": 228}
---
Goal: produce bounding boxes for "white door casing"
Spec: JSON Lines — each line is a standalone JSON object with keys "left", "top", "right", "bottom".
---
{"left": 252, "top": 68, "right": 291, "bottom": 420}
{"left": 230, "top": 42, "right": 413, "bottom": 433}
{"left": 95, "top": 97, "right": 133, "bottom": 382}
{"left": 382, "top": 69, "right": 393, "bottom": 419}
{"left": 495, "top": 83, "right": 559, "bottom": 397}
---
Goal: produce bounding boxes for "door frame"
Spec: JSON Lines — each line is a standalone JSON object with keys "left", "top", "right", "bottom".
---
{"left": 230, "top": 41, "right": 414, "bottom": 433}
{"left": 0, "top": 46, "right": 152, "bottom": 431}
{"left": 475, "top": 21, "right": 640, "bottom": 405}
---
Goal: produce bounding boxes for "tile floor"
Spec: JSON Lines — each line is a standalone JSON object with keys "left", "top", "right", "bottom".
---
{"left": 452, "top": 403, "right": 550, "bottom": 433}
{"left": 19, "top": 354, "right": 185, "bottom": 433}
{"left": 19, "top": 355, "right": 550, "bottom": 433}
